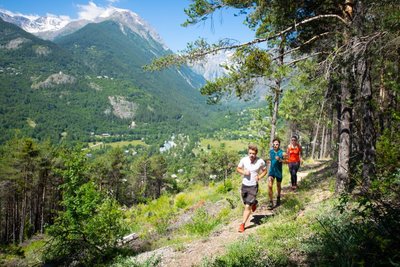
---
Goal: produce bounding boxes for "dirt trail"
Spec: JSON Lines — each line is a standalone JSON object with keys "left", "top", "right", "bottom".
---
{"left": 134, "top": 161, "right": 328, "bottom": 267}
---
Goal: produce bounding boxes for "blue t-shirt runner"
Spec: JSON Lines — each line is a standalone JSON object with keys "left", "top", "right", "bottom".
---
{"left": 268, "top": 148, "right": 284, "bottom": 182}
{"left": 267, "top": 138, "right": 285, "bottom": 209}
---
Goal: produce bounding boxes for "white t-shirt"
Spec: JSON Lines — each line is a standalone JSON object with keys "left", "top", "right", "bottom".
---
{"left": 238, "top": 156, "right": 266, "bottom": 186}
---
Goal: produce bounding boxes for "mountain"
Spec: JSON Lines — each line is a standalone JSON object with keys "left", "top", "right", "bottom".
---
{"left": 53, "top": 12, "right": 209, "bottom": 118}
{"left": 0, "top": 8, "right": 167, "bottom": 49}
{"left": 191, "top": 50, "right": 233, "bottom": 81}
{"left": 0, "top": 8, "right": 236, "bottom": 82}
{"left": 0, "top": 8, "right": 70, "bottom": 33}
{"left": 0, "top": 9, "right": 222, "bottom": 145}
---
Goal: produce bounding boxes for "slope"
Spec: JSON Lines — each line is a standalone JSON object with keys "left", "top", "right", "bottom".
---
{"left": 54, "top": 19, "right": 212, "bottom": 123}
{"left": 0, "top": 18, "right": 221, "bottom": 145}
{"left": 124, "top": 161, "right": 333, "bottom": 266}
{"left": 0, "top": 18, "right": 95, "bottom": 142}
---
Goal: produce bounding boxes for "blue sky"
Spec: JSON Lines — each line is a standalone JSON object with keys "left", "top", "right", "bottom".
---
{"left": 0, "top": 0, "right": 256, "bottom": 52}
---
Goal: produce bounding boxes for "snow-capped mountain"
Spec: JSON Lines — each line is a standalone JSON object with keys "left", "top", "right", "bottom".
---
{"left": 0, "top": 6, "right": 234, "bottom": 80}
{"left": 104, "top": 8, "right": 168, "bottom": 50}
{"left": 0, "top": 9, "right": 71, "bottom": 33}
{"left": 0, "top": 7, "right": 168, "bottom": 50}
{"left": 191, "top": 50, "right": 234, "bottom": 81}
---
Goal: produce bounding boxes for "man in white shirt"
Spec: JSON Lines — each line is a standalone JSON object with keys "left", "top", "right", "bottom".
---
{"left": 236, "top": 144, "right": 267, "bottom": 233}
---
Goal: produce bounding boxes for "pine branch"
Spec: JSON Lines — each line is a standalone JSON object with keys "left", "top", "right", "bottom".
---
{"left": 145, "top": 14, "right": 349, "bottom": 71}
{"left": 271, "top": 32, "right": 333, "bottom": 62}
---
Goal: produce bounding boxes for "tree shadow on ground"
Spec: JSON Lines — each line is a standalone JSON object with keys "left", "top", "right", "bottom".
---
{"left": 300, "top": 161, "right": 337, "bottom": 190}
{"left": 299, "top": 159, "right": 331, "bottom": 172}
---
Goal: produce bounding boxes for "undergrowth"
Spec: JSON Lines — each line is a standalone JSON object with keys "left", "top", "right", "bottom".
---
{"left": 200, "top": 236, "right": 272, "bottom": 267}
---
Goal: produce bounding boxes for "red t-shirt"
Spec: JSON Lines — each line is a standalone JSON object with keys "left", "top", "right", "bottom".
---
{"left": 287, "top": 145, "right": 301, "bottom": 163}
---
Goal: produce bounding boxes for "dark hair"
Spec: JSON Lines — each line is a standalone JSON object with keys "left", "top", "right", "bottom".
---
{"left": 272, "top": 138, "right": 280, "bottom": 144}
{"left": 291, "top": 136, "right": 298, "bottom": 141}
{"left": 248, "top": 144, "right": 258, "bottom": 153}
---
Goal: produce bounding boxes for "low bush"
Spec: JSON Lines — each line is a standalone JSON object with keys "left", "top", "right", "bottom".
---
{"left": 184, "top": 207, "right": 220, "bottom": 236}
{"left": 216, "top": 179, "right": 234, "bottom": 193}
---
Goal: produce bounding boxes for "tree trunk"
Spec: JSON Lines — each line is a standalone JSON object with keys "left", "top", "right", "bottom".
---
{"left": 378, "top": 66, "right": 388, "bottom": 133}
{"left": 336, "top": 66, "right": 353, "bottom": 193}
{"left": 336, "top": 0, "right": 355, "bottom": 193}
{"left": 269, "top": 38, "right": 285, "bottom": 146}
{"left": 311, "top": 100, "right": 326, "bottom": 159}
{"left": 319, "top": 125, "right": 326, "bottom": 159}
{"left": 358, "top": 55, "right": 376, "bottom": 190}
{"left": 269, "top": 86, "right": 280, "bottom": 145}
{"left": 19, "top": 190, "right": 26, "bottom": 243}
{"left": 352, "top": 0, "right": 376, "bottom": 191}
{"left": 324, "top": 126, "right": 329, "bottom": 158}
{"left": 330, "top": 101, "right": 335, "bottom": 158}
{"left": 13, "top": 194, "right": 17, "bottom": 243}
{"left": 40, "top": 185, "right": 46, "bottom": 234}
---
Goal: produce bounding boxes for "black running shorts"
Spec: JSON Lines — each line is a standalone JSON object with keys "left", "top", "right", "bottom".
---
{"left": 241, "top": 184, "right": 258, "bottom": 205}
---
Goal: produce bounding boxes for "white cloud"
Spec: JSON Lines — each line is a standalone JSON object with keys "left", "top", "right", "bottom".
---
{"left": 77, "top": 1, "right": 115, "bottom": 21}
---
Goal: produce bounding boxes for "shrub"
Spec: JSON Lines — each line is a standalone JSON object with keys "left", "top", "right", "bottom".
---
{"left": 43, "top": 151, "right": 127, "bottom": 265}
{"left": 216, "top": 179, "right": 234, "bottom": 193}
{"left": 185, "top": 208, "right": 220, "bottom": 236}
{"left": 376, "top": 130, "right": 400, "bottom": 177}
{"left": 174, "top": 193, "right": 190, "bottom": 209}
{"left": 132, "top": 195, "right": 176, "bottom": 235}
{"left": 305, "top": 190, "right": 400, "bottom": 266}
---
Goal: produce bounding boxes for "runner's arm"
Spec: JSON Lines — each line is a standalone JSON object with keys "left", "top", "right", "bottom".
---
{"left": 257, "top": 168, "right": 268, "bottom": 181}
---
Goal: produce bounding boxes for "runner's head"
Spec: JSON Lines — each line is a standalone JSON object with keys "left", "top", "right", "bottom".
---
{"left": 248, "top": 144, "right": 258, "bottom": 162}
{"left": 272, "top": 138, "right": 280, "bottom": 150}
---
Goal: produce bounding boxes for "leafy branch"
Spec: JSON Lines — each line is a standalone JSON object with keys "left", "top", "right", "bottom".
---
{"left": 144, "top": 14, "right": 349, "bottom": 71}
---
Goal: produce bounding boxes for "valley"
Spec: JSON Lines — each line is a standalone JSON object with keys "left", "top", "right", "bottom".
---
{"left": 0, "top": 11, "right": 243, "bottom": 145}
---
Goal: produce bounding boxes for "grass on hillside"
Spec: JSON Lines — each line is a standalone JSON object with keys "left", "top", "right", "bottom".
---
{"left": 200, "top": 161, "right": 337, "bottom": 266}
{"left": 112, "top": 160, "right": 337, "bottom": 267}
{"left": 9, "top": 159, "right": 333, "bottom": 267}
{"left": 125, "top": 180, "right": 243, "bottom": 248}
{"left": 197, "top": 139, "right": 249, "bottom": 154}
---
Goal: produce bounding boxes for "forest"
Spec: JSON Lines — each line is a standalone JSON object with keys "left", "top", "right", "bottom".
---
{"left": 1, "top": 0, "right": 400, "bottom": 266}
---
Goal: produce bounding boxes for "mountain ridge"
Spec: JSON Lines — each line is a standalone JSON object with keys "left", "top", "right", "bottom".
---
{"left": 0, "top": 7, "right": 167, "bottom": 50}
{"left": 0, "top": 14, "right": 222, "bottom": 145}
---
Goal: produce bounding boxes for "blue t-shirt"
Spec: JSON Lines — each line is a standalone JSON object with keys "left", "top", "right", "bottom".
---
{"left": 268, "top": 148, "right": 284, "bottom": 179}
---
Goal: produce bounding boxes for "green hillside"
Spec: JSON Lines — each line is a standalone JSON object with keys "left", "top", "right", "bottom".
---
{"left": 0, "top": 18, "right": 227, "bottom": 145}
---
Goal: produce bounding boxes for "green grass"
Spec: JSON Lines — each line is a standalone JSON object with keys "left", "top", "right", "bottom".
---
{"left": 198, "top": 139, "right": 249, "bottom": 153}
{"left": 22, "top": 237, "right": 47, "bottom": 267}
{"left": 184, "top": 207, "right": 221, "bottom": 236}
{"left": 201, "top": 161, "right": 336, "bottom": 266}
{"left": 3, "top": 161, "right": 335, "bottom": 266}
{"left": 127, "top": 195, "right": 176, "bottom": 236}
{"left": 0, "top": 235, "right": 48, "bottom": 267}
{"left": 124, "top": 177, "right": 243, "bottom": 251}
{"left": 200, "top": 236, "right": 272, "bottom": 267}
